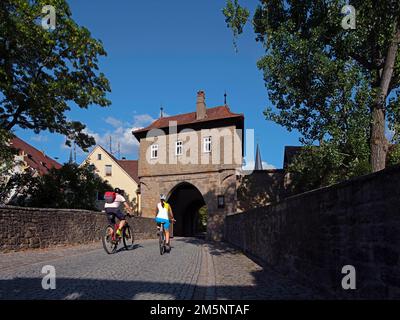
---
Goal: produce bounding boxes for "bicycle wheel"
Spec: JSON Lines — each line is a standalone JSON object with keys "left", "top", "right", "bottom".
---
{"left": 159, "top": 228, "right": 165, "bottom": 255}
{"left": 102, "top": 225, "right": 117, "bottom": 254}
{"left": 123, "top": 224, "right": 134, "bottom": 250}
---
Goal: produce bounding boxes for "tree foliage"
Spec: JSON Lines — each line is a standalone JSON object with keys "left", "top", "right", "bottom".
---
{"left": 0, "top": 128, "right": 15, "bottom": 173}
{"left": 0, "top": 129, "right": 19, "bottom": 201}
{"left": 223, "top": 0, "right": 400, "bottom": 188}
{"left": 197, "top": 205, "right": 207, "bottom": 233}
{"left": 9, "top": 162, "right": 112, "bottom": 210}
{"left": 222, "top": 0, "right": 250, "bottom": 51}
{"left": 0, "top": 0, "right": 111, "bottom": 150}
{"left": 287, "top": 142, "right": 370, "bottom": 192}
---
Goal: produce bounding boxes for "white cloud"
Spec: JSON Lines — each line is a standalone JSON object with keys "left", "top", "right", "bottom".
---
{"left": 242, "top": 160, "right": 276, "bottom": 171}
{"left": 262, "top": 161, "right": 276, "bottom": 169}
{"left": 133, "top": 114, "right": 156, "bottom": 128}
{"left": 81, "top": 113, "right": 157, "bottom": 159}
{"left": 60, "top": 140, "right": 86, "bottom": 157}
{"left": 105, "top": 117, "right": 123, "bottom": 128}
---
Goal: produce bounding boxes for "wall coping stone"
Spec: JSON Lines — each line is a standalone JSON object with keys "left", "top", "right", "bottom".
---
{"left": 227, "top": 164, "right": 400, "bottom": 218}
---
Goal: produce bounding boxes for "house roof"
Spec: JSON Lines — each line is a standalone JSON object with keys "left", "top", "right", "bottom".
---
{"left": 10, "top": 136, "right": 62, "bottom": 175}
{"left": 95, "top": 146, "right": 139, "bottom": 183}
{"left": 132, "top": 105, "right": 244, "bottom": 138}
{"left": 117, "top": 160, "right": 139, "bottom": 183}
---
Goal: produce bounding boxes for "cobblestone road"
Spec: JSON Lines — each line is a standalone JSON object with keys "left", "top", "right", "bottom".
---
{"left": 0, "top": 238, "right": 319, "bottom": 300}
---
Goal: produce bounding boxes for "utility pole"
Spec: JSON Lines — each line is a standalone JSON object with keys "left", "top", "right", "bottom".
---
{"left": 109, "top": 136, "right": 112, "bottom": 155}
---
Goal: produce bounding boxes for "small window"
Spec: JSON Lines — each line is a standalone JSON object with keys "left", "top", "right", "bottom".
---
{"left": 204, "top": 136, "right": 212, "bottom": 153}
{"left": 105, "top": 165, "right": 112, "bottom": 176}
{"left": 176, "top": 140, "right": 183, "bottom": 156}
{"left": 151, "top": 144, "right": 158, "bottom": 159}
{"left": 97, "top": 154, "right": 102, "bottom": 160}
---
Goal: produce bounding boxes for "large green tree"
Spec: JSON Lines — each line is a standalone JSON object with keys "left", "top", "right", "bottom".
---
{"left": 0, "top": 129, "right": 18, "bottom": 200}
{"left": 0, "top": 0, "right": 111, "bottom": 150}
{"left": 10, "top": 162, "right": 112, "bottom": 210}
{"left": 223, "top": 0, "right": 400, "bottom": 173}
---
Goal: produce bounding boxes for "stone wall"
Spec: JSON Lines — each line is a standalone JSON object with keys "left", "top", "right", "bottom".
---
{"left": 136, "top": 121, "right": 242, "bottom": 242}
{"left": 225, "top": 165, "right": 400, "bottom": 299}
{"left": 236, "top": 170, "right": 288, "bottom": 211}
{"left": 137, "top": 125, "right": 242, "bottom": 177}
{"left": 0, "top": 206, "right": 156, "bottom": 252}
{"left": 140, "top": 170, "right": 237, "bottom": 241}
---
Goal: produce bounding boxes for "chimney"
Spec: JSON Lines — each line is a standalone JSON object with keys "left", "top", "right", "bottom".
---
{"left": 196, "top": 90, "right": 207, "bottom": 120}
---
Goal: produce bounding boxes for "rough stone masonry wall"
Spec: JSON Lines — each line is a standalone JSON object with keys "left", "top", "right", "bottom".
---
{"left": 0, "top": 206, "right": 157, "bottom": 252}
{"left": 140, "top": 169, "right": 237, "bottom": 241}
{"left": 236, "top": 170, "right": 287, "bottom": 212}
{"left": 225, "top": 165, "right": 400, "bottom": 299}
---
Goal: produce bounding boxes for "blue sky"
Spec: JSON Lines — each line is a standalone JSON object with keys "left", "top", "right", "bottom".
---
{"left": 14, "top": 0, "right": 302, "bottom": 168}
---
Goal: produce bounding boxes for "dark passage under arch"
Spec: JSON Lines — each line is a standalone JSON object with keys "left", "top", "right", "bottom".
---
{"left": 167, "top": 182, "right": 206, "bottom": 237}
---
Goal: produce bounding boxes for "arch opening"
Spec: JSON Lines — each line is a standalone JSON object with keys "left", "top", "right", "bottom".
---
{"left": 167, "top": 182, "right": 207, "bottom": 237}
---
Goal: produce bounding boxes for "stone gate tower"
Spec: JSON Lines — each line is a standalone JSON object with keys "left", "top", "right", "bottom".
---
{"left": 132, "top": 90, "right": 244, "bottom": 241}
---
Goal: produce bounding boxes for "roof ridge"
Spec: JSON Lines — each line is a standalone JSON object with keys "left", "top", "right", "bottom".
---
{"left": 160, "top": 105, "right": 235, "bottom": 119}
{"left": 98, "top": 145, "right": 119, "bottom": 162}
{"left": 132, "top": 105, "right": 243, "bottom": 136}
{"left": 94, "top": 146, "right": 139, "bottom": 183}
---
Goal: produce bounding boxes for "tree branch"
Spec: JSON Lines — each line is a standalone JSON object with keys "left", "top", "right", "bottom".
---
{"left": 379, "top": 21, "right": 400, "bottom": 105}
{"left": 350, "top": 51, "right": 379, "bottom": 70}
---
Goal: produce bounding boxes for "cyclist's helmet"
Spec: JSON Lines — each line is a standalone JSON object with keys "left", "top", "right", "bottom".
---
{"left": 160, "top": 194, "right": 166, "bottom": 201}
{"left": 114, "top": 187, "right": 122, "bottom": 194}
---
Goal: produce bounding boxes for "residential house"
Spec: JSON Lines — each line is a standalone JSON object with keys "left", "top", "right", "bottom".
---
{"left": 3, "top": 136, "right": 62, "bottom": 203}
{"left": 81, "top": 146, "right": 140, "bottom": 212}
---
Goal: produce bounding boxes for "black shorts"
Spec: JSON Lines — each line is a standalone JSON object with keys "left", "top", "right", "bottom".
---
{"left": 105, "top": 208, "right": 126, "bottom": 224}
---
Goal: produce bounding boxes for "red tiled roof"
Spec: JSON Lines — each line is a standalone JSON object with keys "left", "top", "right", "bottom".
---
{"left": 117, "top": 160, "right": 139, "bottom": 183}
{"left": 10, "top": 137, "right": 62, "bottom": 175}
{"left": 132, "top": 105, "right": 244, "bottom": 136}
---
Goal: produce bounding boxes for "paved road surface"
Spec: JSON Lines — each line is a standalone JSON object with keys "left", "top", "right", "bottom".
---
{"left": 0, "top": 238, "right": 318, "bottom": 299}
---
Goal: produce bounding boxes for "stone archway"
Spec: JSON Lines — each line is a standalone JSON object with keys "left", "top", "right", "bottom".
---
{"left": 139, "top": 170, "right": 237, "bottom": 241}
{"left": 167, "top": 182, "right": 206, "bottom": 237}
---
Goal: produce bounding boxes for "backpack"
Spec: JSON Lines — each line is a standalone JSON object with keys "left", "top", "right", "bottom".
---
{"left": 104, "top": 191, "right": 116, "bottom": 203}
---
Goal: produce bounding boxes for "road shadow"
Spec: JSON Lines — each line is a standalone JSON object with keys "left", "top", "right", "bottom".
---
{"left": 0, "top": 238, "right": 331, "bottom": 300}
{"left": 0, "top": 270, "right": 324, "bottom": 300}
{"left": 175, "top": 237, "right": 243, "bottom": 256}
{"left": 173, "top": 237, "right": 327, "bottom": 299}
{"left": 114, "top": 244, "right": 142, "bottom": 254}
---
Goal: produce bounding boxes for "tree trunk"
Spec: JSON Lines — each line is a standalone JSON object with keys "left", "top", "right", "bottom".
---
{"left": 371, "top": 106, "right": 387, "bottom": 172}
{"left": 370, "top": 23, "right": 400, "bottom": 172}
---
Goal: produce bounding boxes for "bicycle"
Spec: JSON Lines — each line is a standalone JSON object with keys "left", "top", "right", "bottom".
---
{"left": 157, "top": 219, "right": 175, "bottom": 255}
{"left": 102, "top": 219, "right": 134, "bottom": 254}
